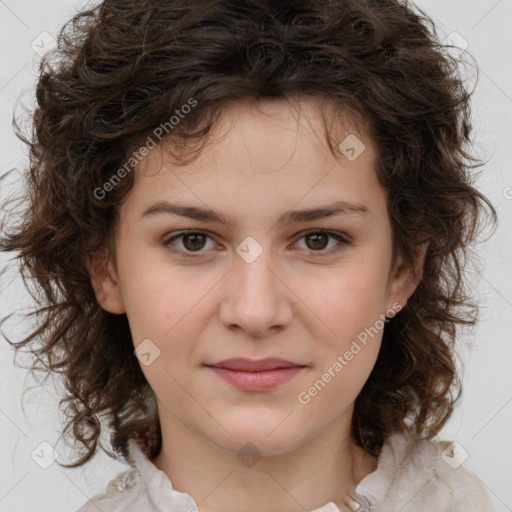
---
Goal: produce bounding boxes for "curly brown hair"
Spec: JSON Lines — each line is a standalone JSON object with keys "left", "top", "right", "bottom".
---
{"left": 1, "top": 0, "right": 497, "bottom": 468}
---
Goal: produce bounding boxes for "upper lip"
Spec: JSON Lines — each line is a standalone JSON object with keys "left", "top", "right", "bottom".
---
{"left": 206, "top": 358, "right": 304, "bottom": 372}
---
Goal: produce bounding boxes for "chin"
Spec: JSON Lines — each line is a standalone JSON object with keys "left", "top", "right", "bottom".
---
{"left": 215, "top": 434, "right": 301, "bottom": 459}
{"left": 206, "top": 412, "right": 305, "bottom": 458}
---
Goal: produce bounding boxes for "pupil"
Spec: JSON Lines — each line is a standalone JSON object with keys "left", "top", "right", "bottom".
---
{"left": 184, "top": 234, "right": 205, "bottom": 251}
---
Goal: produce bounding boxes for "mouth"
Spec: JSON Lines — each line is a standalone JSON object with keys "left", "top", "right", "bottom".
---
{"left": 205, "top": 358, "right": 307, "bottom": 391}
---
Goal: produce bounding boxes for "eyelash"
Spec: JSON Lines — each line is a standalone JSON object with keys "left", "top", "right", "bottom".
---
{"left": 163, "top": 229, "right": 351, "bottom": 258}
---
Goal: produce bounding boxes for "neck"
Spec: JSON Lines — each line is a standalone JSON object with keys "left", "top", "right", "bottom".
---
{"left": 151, "top": 404, "right": 377, "bottom": 512}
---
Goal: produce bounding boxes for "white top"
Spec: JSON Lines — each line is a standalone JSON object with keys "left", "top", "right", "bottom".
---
{"left": 76, "top": 431, "right": 494, "bottom": 511}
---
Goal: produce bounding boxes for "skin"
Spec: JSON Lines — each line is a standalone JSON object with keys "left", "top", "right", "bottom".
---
{"left": 90, "top": 97, "right": 427, "bottom": 512}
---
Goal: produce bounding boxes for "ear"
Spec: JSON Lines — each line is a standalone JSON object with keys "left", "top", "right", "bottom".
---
{"left": 385, "top": 242, "right": 429, "bottom": 313}
{"left": 86, "top": 251, "right": 126, "bottom": 314}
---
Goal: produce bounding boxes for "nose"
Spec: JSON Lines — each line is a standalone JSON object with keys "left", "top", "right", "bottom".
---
{"left": 218, "top": 246, "right": 293, "bottom": 338}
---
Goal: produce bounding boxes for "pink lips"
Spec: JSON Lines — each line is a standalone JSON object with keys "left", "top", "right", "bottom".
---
{"left": 206, "top": 358, "right": 306, "bottom": 391}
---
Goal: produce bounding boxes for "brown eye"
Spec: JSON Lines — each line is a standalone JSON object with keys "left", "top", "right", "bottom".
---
{"left": 164, "top": 231, "right": 214, "bottom": 254}
{"left": 182, "top": 233, "right": 207, "bottom": 251}
{"left": 304, "top": 232, "right": 330, "bottom": 250}
{"left": 294, "top": 230, "right": 350, "bottom": 255}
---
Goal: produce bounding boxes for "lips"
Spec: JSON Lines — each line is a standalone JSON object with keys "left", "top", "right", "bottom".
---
{"left": 205, "top": 358, "right": 306, "bottom": 391}
{"left": 206, "top": 358, "right": 303, "bottom": 372}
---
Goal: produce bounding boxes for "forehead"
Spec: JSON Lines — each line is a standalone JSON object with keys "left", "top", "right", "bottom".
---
{"left": 127, "top": 97, "right": 385, "bottom": 222}
{"left": 144, "top": 97, "right": 371, "bottom": 168}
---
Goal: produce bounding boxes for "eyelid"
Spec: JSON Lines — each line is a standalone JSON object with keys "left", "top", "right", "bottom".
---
{"left": 163, "top": 228, "right": 351, "bottom": 256}
{"left": 298, "top": 228, "right": 351, "bottom": 245}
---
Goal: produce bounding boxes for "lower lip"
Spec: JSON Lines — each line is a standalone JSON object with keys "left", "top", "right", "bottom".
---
{"left": 207, "top": 366, "right": 305, "bottom": 391}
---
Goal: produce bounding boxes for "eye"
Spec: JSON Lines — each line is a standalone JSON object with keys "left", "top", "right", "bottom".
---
{"left": 163, "top": 230, "right": 216, "bottom": 254}
{"left": 163, "top": 229, "right": 350, "bottom": 257}
{"left": 293, "top": 229, "right": 350, "bottom": 255}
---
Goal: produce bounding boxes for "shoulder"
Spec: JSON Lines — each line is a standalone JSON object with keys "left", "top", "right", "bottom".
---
{"left": 355, "top": 431, "right": 495, "bottom": 511}
{"left": 75, "top": 469, "right": 145, "bottom": 512}
{"left": 430, "top": 438, "right": 494, "bottom": 509}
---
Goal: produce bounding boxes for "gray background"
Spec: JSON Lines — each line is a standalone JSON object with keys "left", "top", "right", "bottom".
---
{"left": 0, "top": 1, "right": 511, "bottom": 510}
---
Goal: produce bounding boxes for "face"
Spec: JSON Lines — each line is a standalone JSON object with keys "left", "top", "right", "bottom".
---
{"left": 91, "top": 98, "right": 422, "bottom": 457}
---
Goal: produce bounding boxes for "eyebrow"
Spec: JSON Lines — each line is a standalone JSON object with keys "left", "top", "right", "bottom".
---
{"left": 141, "top": 199, "right": 369, "bottom": 227}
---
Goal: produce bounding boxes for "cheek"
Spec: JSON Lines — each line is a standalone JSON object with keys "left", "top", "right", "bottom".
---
{"left": 116, "top": 242, "right": 205, "bottom": 340}
{"left": 293, "top": 256, "right": 388, "bottom": 408}
{"left": 298, "top": 343, "right": 379, "bottom": 425}
{"left": 121, "top": 267, "right": 210, "bottom": 403}
{"left": 296, "top": 269, "right": 386, "bottom": 416}
{"left": 298, "top": 258, "right": 390, "bottom": 341}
